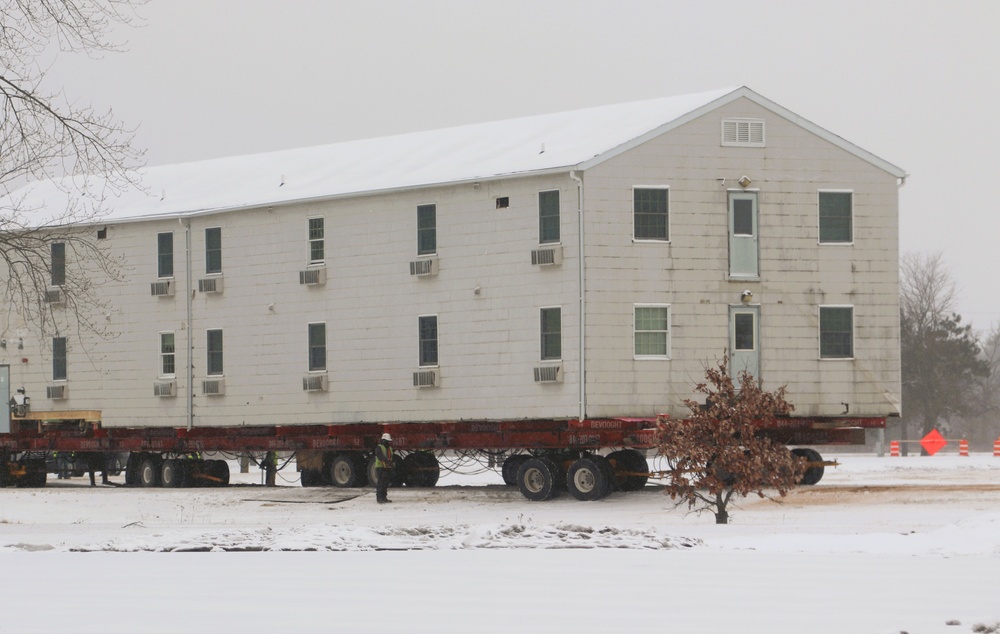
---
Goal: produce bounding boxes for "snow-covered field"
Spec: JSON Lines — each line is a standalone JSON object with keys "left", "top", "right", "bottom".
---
{"left": 2, "top": 453, "right": 998, "bottom": 633}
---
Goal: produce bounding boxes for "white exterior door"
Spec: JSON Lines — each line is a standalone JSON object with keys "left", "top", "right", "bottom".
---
{"left": 729, "top": 306, "right": 760, "bottom": 380}
{"left": 729, "top": 192, "right": 758, "bottom": 278}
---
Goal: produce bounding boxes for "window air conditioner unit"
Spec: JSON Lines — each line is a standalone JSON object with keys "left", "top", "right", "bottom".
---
{"left": 299, "top": 268, "right": 326, "bottom": 286}
{"left": 198, "top": 277, "right": 223, "bottom": 294}
{"left": 409, "top": 258, "right": 438, "bottom": 277}
{"left": 413, "top": 370, "right": 438, "bottom": 388}
{"left": 153, "top": 381, "right": 176, "bottom": 397}
{"left": 46, "top": 384, "right": 67, "bottom": 400}
{"left": 150, "top": 280, "right": 174, "bottom": 297}
{"left": 45, "top": 288, "right": 65, "bottom": 305}
{"left": 531, "top": 246, "right": 563, "bottom": 266}
{"left": 202, "top": 378, "right": 225, "bottom": 396}
{"left": 533, "top": 366, "right": 561, "bottom": 383}
{"left": 302, "top": 374, "right": 328, "bottom": 392}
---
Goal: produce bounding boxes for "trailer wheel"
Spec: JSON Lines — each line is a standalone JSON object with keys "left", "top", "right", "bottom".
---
{"left": 517, "top": 457, "right": 559, "bottom": 501}
{"left": 300, "top": 468, "right": 321, "bottom": 487}
{"left": 209, "top": 460, "right": 230, "bottom": 486}
{"left": 793, "top": 448, "right": 825, "bottom": 485}
{"left": 160, "top": 459, "right": 183, "bottom": 488}
{"left": 608, "top": 449, "right": 649, "bottom": 491}
{"left": 566, "top": 456, "right": 611, "bottom": 501}
{"left": 366, "top": 454, "right": 403, "bottom": 488}
{"left": 330, "top": 453, "right": 364, "bottom": 488}
{"left": 501, "top": 454, "right": 531, "bottom": 486}
{"left": 402, "top": 452, "right": 439, "bottom": 487}
{"left": 137, "top": 455, "right": 160, "bottom": 488}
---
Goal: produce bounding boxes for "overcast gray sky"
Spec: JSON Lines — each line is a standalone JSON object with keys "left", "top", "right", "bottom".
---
{"left": 44, "top": 0, "right": 1000, "bottom": 328}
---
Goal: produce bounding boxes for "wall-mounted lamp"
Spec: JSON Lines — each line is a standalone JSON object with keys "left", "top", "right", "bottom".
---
{"left": 740, "top": 290, "right": 753, "bottom": 304}
{"left": 17, "top": 337, "right": 23, "bottom": 350}
{"left": 738, "top": 175, "right": 752, "bottom": 188}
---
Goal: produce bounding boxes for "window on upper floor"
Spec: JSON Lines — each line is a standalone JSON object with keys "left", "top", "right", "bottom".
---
{"left": 157, "top": 232, "right": 174, "bottom": 278}
{"left": 51, "top": 242, "right": 66, "bottom": 286}
{"left": 633, "top": 187, "right": 669, "bottom": 241}
{"left": 206, "top": 329, "right": 224, "bottom": 375}
{"left": 52, "top": 337, "right": 67, "bottom": 380}
{"left": 417, "top": 204, "right": 436, "bottom": 256}
{"left": 308, "top": 217, "right": 325, "bottom": 263}
{"left": 540, "top": 307, "right": 562, "bottom": 361}
{"left": 418, "top": 315, "right": 438, "bottom": 367}
{"left": 818, "top": 191, "right": 853, "bottom": 243}
{"left": 722, "top": 119, "right": 765, "bottom": 147}
{"left": 205, "top": 227, "right": 222, "bottom": 274}
{"left": 819, "top": 306, "right": 854, "bottom": 359}
{"left": 160, "top": 332, "right": 176, "bottom": 377}
{"left": 539, "top": 190, "right": 560, "bottom": 244}
{"left": 308, "top": 322, "right": 327, "bottom": 372}
{"left": 634, "top": 305, "right": 670, "bottom": 358}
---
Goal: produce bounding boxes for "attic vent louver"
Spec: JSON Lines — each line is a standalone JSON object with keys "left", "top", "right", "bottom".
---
{"left": 722, "top": 119, "right": 765, "bottom": 147}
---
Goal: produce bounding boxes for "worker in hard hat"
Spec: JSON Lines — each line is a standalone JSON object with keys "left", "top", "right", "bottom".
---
{"left": 374, "top": 433, "right": 394, "bottom": 504}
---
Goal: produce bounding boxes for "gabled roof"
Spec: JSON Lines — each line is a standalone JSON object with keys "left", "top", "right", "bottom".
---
{"left": 11, "top": 86, "right": 905, "bottom": 224}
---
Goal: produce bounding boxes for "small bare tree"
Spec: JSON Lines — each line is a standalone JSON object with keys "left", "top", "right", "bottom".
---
{"left": 658, "top": 357, "right": 805, "bottom": 524}
{"left": 1, "top": 1, "right": 144, "bottom": 343}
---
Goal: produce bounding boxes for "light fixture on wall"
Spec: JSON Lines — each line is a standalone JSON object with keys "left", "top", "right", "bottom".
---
{"left": 741, "top": 290, "right": 753, "bottom": 304}
{"left": 17, "top": 337, "right": 23, "bottom": 350}
{"left": 738, "top": 175, "right": 752, "bottom": 188}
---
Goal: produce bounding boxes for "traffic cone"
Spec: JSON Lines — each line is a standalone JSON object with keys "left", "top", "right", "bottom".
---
{"left": 890, "top": 440, "right": 900, "bottom": 457}
{"left": 959, "top": 439, "right": 969, "bottom": 457}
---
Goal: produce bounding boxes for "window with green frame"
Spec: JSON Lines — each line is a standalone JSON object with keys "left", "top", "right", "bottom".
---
{"left": 819, "top": 306, "right": 853, "bottom": 358}
{"left": 633, "top": 188, "right": 669, "bottom": 241}
{"left": 634, "top": 306, "right": 670, "bottom": 357}
{"left": 819, "top": 191, "right": 853, "bottom": 243}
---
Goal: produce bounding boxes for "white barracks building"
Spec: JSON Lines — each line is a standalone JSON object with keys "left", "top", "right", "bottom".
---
{"left": 6, "top": 87, "right": 905, "bottom": 430}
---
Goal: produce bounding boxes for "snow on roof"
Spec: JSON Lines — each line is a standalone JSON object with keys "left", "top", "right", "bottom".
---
{"left": 7, "top": 86, "right": 905, "bottom": 225}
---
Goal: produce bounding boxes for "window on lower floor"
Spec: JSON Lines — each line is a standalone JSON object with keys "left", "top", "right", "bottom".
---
{"left": 540, "top": 307, "right": 562, "bottom": 360}
{"left": 308, "top": 322, "right": 327, "bottom": 371}
{"left": 633, "top": 187, "right": 669, "bottom": 241}
{"left": 634, "top": 305, "right": 670, "bottom": 357}
{"left": 206, "top": 329, "right": 224, "bottom": 375}
{"left": 52, "top": 337, "right": 67, "bottom": 380}
{"left": 419, "top": 315, "right": 438, "bottom": 367}
{"left": 819, "top": 191, "right": 853, "bottom": 243}
{"left": 160, "top": 332, "right": 175, "bottom": 376}
{"left": 820, "top": 306, "right": 853, "bottom": 359}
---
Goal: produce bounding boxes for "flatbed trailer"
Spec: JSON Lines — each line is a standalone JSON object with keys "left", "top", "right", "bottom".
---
{"left": 0, "top": 411, "right": 885, "bottom": 499}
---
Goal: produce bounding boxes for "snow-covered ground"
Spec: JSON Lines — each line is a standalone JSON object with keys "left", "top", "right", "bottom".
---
{"left": 2, "top": 452, "right": 998, "bottom": 633}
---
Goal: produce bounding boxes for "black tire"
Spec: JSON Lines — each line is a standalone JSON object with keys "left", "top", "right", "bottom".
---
{"left": 329, "top": 453, "right": 363, "bottom": 488}
{"left": 366, "top": 454, "right": 378, "bottom": 487}
{"left": 501, "top": 454, "right": 531, "bottom": 486}
{"left": 300, "top": 468, "right": 320, "bottom": 487}
{"left": 210, "top": 460, "right": 230, "bottom": 486}
{"left": 124, "top": 453, "right": 140, "bottom": 486}
{"left": 516, "top": 457, "right": 559, "bottom": 501}
{"left": 591, "top": 454, "right": 615, "bottom": 497}
{"left": 608, "top": 449, "right": 649, "bottom": 491}
{"left": 160, "top": 459, "right": 182, "bottom": 488}
{"left": 793, "top": 448, "right": 825, "bottom": 485}
{"left": 566, "top": 456, "right": 610, "bottom": 501}
{"left": 402, "top": 452, "right": 440, "bottom": 487}
{"left": 137, "top": 455, "right": 160, "bottom": 488}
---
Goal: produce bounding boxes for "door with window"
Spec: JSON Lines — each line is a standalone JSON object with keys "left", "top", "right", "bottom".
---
{"left": 729, "top": 192, "right": 758, "bottom": 277}
{"left": 729, "top": 305, "right": 760, "bottom": 380}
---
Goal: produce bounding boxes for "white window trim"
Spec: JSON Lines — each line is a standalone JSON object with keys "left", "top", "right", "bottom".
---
{"left": 818, "top": 304, "right": 855, "bottom": 361}
{"left": 631, "top": 185, "right": 671, "bottom": 243}
{"left": 307, "top": 216, "right": 325, "bottom": 265}
{"left": 417, "top": 313, "right": 439, "bottom": 368}
{"left": 159, "top": 331, "right": 177, "bottom": 378}
{"left": 633, "top": 304, "right": 671, "bottom": 360}
{"left": 538, "top": 189, "right": 561, "bottom": 246}
{"left": 539, "top": 305, "right": 563, "bottom": 362}
{"left": 416, "top": 202, "right": 438, "bottom": 257}
{"left": 721, "top": 118, "right": 766, "bottom": 147}
{"left": 817, "top": 189, "right": 855, "bottom": 246}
